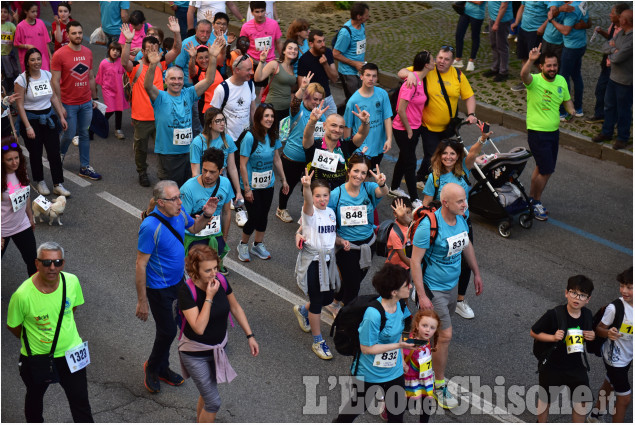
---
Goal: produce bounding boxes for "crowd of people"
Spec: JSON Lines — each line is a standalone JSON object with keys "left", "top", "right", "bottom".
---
{"left": 1, "top": 1, "right": 633, "bottom": 423}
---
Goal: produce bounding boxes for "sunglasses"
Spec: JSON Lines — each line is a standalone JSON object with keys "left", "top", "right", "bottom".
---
{"left": 37, "top": 258, "right": 64, "bottom": 267}
{"left": 236, "top": 54, "right": 250, "bottom": 68}
{"left": 1, "top": 142, "right": 18, "bottom": 151}
{"left": 441, "top": 45, "right": 455, "bottom": 52}
{"left": 259, "top": 103, "right": 274, "bottom": 109}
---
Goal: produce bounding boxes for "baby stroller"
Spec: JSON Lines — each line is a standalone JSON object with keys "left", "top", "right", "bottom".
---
{"left": 455, "top": 122, "right": 534, "bottom": 238}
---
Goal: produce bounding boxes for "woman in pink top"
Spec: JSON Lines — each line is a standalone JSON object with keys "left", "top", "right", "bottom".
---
{"left": 14, "top": 2, "right": 51, "bottom": 71}
{"left": 390, "top": 51, "right": 435, "bottom": 207}
{"left": 118, "top": 10, "right": 151, "bottom": 58}
{"left": 96, "top": 42, "right": 130, "bottom": 139}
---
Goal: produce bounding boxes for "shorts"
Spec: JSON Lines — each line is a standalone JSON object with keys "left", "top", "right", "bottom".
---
{"left": 422, "top": 283, "right": 458, "bottom": 331}
{"left": 252, "top": 61, "right": 268, "bottom": 88}
{"left": 604, "top": 360, "right": 632, "bottom": 396}
{"left": 538, "top": 366, "right": 591, "bottom": 404}
{"left": 179, "top": 351, "right": 222, "bottom": 413}
{"left": 527, "top": 129, "right": 559, "bottom": 175}
{"left": 517, "top": 27, "right": 542, "bottom": 60}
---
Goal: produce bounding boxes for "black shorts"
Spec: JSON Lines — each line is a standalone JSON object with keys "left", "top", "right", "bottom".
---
{"left": 538, "top": 367, "right": 591, "bottom": 404}
{"left": 517, "top": 27, "right": 542, "bottom": 60}
{"left": 527, "top": 129, "right": 559, "bottom": 175}
{"left": 604, "top": 361, "right": 633, "bottom": 396}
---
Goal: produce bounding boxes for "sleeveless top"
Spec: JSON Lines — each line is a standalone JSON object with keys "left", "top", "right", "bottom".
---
{"left": 265, "top": 63, "right": 296, "bottom": 111}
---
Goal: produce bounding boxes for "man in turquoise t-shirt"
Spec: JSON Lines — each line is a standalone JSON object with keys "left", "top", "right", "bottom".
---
{"left": 99, "top": 1, "right": 129, "bottom": 46}
{"left": 410, "top": 183, "right": 483, "bottom": 411}
{"left": 333, "top": 2, "right": 369, "bottom": 102}
{"left": 521, "top": 44, "right": 574, "bottom": 221}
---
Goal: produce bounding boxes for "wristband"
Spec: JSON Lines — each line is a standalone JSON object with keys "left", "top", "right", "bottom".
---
{"left": 467, "top": 113, "right": 475, "bottom": 117}
{"left": 379, "top": 183, "right": 386, "bottom": 188}
{"left": 26, "top": 127, "right": 33, "bottom": 131}
{"left": 246, "top": 333, "right": 255, "bottom": 339}
{"left": 202, "top": 212, "right": 212, "bottom": 219}
{"left": 205, "top": 299, "right": 213, "bottom": 304}
{"left": 478, "top": 137, "right": 486, "bottom": 145}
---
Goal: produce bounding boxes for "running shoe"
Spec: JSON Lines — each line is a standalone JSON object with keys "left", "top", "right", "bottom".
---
{"left": 36, "top": 181, "right": 50, "bottom": 195}
{"left": 78, "top": 166, "right": 102, "bottom": 180}
{"left": 416, "top": 181, "right": 426, "bottom": 190}
{"left": 433, "top": 384, "right": 459, "bottom": 409}
{"left": 575, "top": 109, "right": 584, "bottom": 117}
{"left": 250, "top": 242, "right": 271, "bottom": 260}
{"left": 510, "top": 83, "right": 525, "bottom": 92}
{"left": 235, "top": 209, "right": 248, "bottom": 227}
{"left": 115, "top": 130, "right": 125, "bottom": 140}
{"left": 143, "top": 361, "right": 160, "bottom": 393}
{"left": 53, "top": 184, "right": 71, "bottom": 197}
{"left": 532, "top": 201, "right": 548, "bottom": 221}
{"left": 139, "top": 173, "right": 150, "bottom": 187}
{"left": 276, "top": 208, "right": 293, "bottom": 223}
{"left": 293, "top": 305, "right": 311, "bottom": 332}
{"left": 311, "top": 340, "right": 333, "bottom": 360}
{"left": 411, "top": 199, "right": 423, "bottom": 210}
{"left": 466, "top": 61, "right": 475, "bottom": 72}
{"left": 72, "top": 136, "right": 79, "bottom": 146}
{"left": 453, "top": 59, "right": 464, "bottom": 68}
{"left": 324, "top": 302, "right": 341, "bottom": 318}
{"left": 388, "top": 187, "right": 407, "bottom": 197}
{"left": 237, "top": 242, "right": 250, "bottom": 262}
{"left": 158, "top": 368, "right": 184, "bottom": 386}
{"left": 455, "top": 300, "right": 475, "bottom": 319}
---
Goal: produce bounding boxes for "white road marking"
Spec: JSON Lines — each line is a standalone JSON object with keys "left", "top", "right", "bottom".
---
{"left": 23, "top": 150, "right": 91, "bottom": 188}
{"left": 97, "top": 190, "right": 523, "bottom": 423}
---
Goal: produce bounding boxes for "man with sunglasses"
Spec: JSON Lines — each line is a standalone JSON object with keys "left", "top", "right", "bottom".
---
{"left": 135, "top": 180, "right": 219, "bottom": 394}
{"left": 7, "top": 242, "right": 94, "bottom": 422}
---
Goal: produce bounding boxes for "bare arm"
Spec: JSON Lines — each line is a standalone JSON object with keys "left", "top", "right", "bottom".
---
{"left": 144, "top": 61, "right": 160, "bottom": 102}
{"left": 89, "top": 70, "right": 97, "bottom": 100}
{"left": 301, "top": 169, "right": 314, "bottom": 216}
{"left": 383, "top": 117, "right": 393, "bottom": 153}
{"left": 225, "top": 153, "right": 243, "bottom": 201}
{"left": 187, "top": 5, "right": 196, "bottom": 31}
{"left": 13, "top": 82, "right": 30, "bottom": 133}
{"left": 461, "top": 243, "right": 483, "bottom": 296}
{"left": 240, "top": 155, "right": 252, "bottom": 202}
{"left": 135, "top": 251, "right": 151, "bottom": 321}
{"left": 221, "top": 201, "right": 231, "bottom": 239}
{"left": 410, "top": 245, "right": 433, "bottom": 310}
{"left": 225, "top": 2, "right": 244, "bottom": 21}
{"left": 121, "top": 8, "right": 129, "bottom": 23}
{"left": 360, "top": 341, "right": 414, "bottom": 355}
{"left": 7, "top": 324, "right": 22, "bottom": 338}
{"left": 120, "top": 24, "right": 134, "bottom": 72}
{"left": 164, "top": 16, "right": 182, "bottom": 66}
{"left": 273, "top": 150, "right": 288, "bottom": 192}
{"left": 333, "top": 49, "right": 363, "bottom": 73}
{"left": 250, "top": 100, "right": 256, "bottom": 122}
{"left": 50, "top": 70, "right": 62, "bottom": 102}
{"left": 227, "top": 293, "right": 259, "bottom": 356}
{"left": 492, "top": 2, "right": 508, "bottom": 31}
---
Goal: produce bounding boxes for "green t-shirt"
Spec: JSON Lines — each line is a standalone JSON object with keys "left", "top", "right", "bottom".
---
{"left": 7, "top": 272, "right": 85, "bottom": 357}
{"left": 525, "top": 73, "right": 570, "bottom": 132}
{"left": 1, "top": 21, "right": 16, "bottom": 56}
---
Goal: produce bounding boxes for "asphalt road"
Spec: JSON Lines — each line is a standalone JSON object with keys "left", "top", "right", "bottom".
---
{"left": 1, "top": 2, "right": 632, "bottom": 423}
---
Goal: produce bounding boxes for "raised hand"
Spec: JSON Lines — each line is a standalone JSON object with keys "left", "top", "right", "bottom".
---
{"left": 184, "top": 42, "right": 197, "bottom": 58}
{"left": 300, "top": 71, "right": 314, "bottom": 90}
{"left": 203, "top": 196, "right": 219, "bottom": 216}
{"left": 121, "top": 23, "right": 135, "bottom": 43}
{"left": 146, "top": 43, "right": 161, "bottom": 65}
{"left": 528, "top": 43, "right": 542, "bottom": 62}
{"left": 351, "top": 104, "right": 370, "bottom": 124}
{"left": 301, "top": 168, "right": 314, "bottom": 189}
{"left": 310, "top": 100, "right": 329, "bottom": 122}
{"left": 368, "top": 164, "right": 386, "bottom": 187}
{"left": 209, "top": 36, "right": 226, "bottom": 57}
{"left": 167, "top": 15, "right": 180, "bottom": 34}
{"left": 203, "top": 10, "right": 214, "bottom": 23}
{"left": 391, "top": 197, "right": 407, "bottom": 217}
{"left": 259, "top": 47, "right": 269, "bottom": 63}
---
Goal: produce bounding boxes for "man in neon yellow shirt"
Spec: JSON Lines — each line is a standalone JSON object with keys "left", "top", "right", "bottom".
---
{"left": 521, "top": 43, "right": 574, "bottom": 221}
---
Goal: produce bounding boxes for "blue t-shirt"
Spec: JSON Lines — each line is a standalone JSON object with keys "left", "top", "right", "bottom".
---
{"left": 465, "top": 2, "right": 486, "bottom": 20}
{"left": 521, "top": 1, "right": 549, "bottom": 32}
{"left": 422, "top": 158, "right": 471, "bottom": 217}
{"left": 152, "top": 86, "right": 199, "bottom": 155}
{"left": 293, "top": 38, "right": 310, "bottom": 76}
{"left": 138, "top": 207, "right": 195, "bottom": 289}
{"left": 562, "top": 1, "right": 588, "bottom": 49}
{"left": 344, "top": 87, "right": 392, "bottom": 158}
{"left": 239, "top": 132, "right": 282, "bottom": 190}
{"left": 175, "top": 35, "right": 211, "bottom": 87}
{"left": 413, "top": 209, "right": 470, "bottom": 291}
{"left": 180, "top": 176, "right": 234, "bottom": 236}
{"left": 100, "top": 1, "right": 129, "bottom": 35}
{"left": 543, "top": 2, "right": 565, "bottom": 45}
{"left": 282, "top": 102, "right": 325, "bottom": 162}
{"left": 488, "top": 1, "right": 514, "bottom": 23}
{"left": 354, "top": 299, "right": 411, "bottom": 383}
{"left": 333, "top": 20, "right": 366, "bottom": 76}
{"left": 190, "top": 133, "right": 237, "bottom": 170}
{"left": 328, "top": 182, "right": 380, "bottom": 242}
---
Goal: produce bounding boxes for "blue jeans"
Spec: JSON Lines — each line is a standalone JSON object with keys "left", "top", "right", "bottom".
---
{"left": 593, "top": 66, "right": 611, "bottom": 118}
{"left": 60, "top": 101, "right": 93, "bottom": 168}
{"left": 174, "top": 6, "right": 189, "bottom": 40}
{"left": 560, "top": 46, "right": 586, "bottom": 112}
{"left": 455, "top": 14, "right": 484, "bottom": 60}
{"left": 601, "top": 79, "right": 633, "bottom": 142}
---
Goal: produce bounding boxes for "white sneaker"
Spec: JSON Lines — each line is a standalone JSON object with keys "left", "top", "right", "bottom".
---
{"left": 388, "top": 187, "right": 407, "bottom": 198}
{"left": 115, "top": 130, "right": 125, "bottom": 140}
{"left": 455, "top": 300, "right": 475, "bottom": 319}
{"left": 466, "top": 61, "right": 475, "bottom": 71}
{"left": 72, "top": 136, "right": 79, "bottom": 146}
{"left": 53, "top": 184, "right": 71, "bottom": 197}
{"left": 235, "top": 209, "right": 248, "bottom": 227}
{"left": 36, "top": 181, "right": 50, "bottom": 195}
{"left": 311, "top": 340, "right": 333, "bottom": 360}
{"left": 230, "top": 199, "right": 235, "bottom": 210}
{"left": 433, "top": 384, "right": 459, "bottom": 409}
{"left": 453, "top": 59, "right": 464, "bottom": 68}
{"left": 276, "top": 208, "right": 293, "bottom": 223}
{"left": 411, "top": 199, "right": 423, "bottom": 210}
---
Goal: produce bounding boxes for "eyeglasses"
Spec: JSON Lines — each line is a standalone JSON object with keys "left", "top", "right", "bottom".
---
{"left": 213, "top": 118, "right": 226, "bottom": 124}
{"left": 2, "top": 142, "right": 18, "bottom": 151}
{"left": 161, "top": 196, "right": 181, "bottom": 203}
{"left": 37, "top": 258, "right": 64, "bottom": 267}
{"left": 567, "top": 290, "right": 589, "bottom": 301}
{"left": 441, "top": 45, "right": 455, "bottom": 52}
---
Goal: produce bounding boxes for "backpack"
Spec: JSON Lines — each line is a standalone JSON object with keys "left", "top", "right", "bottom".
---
{"left": 376, "top": 220, "right": 407, "bottom": 261}
{"left": 406, "top": 205, "right": 439, "bottom": 302}
{"left": 123, "top": 63, "right": 144, "bottom": 104}
{"left": 587, "top": 299, "right": 625, "bottom": 357}
{"left": 532, "top": 304, "right": 592, "bottom": 373}
{"left": 219, "top": 79, "right": 255, "bottom": 111}
{"left": 175, "top": 275, "right": 233, "bottom": 341}
{"left": 329, "top": 295, "right": 409, "bottom": 375}
{"left": 233, "top": 129, "right": 259, "bottom": 174}
{"left": 331, "top": 25, "right": 352, "bottom": 49}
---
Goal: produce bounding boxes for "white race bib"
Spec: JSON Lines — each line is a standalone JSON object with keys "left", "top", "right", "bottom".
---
{"left": 373, "top": 349, "right": 398, "bottom": 368}
{"left": 251, "top": 170, "right": 272, "bottom": 188}
{"left": 566, "top": 329, "right": 584, "bottom": 354}
{"left": 311, "top": 149, "right": 339, "bottom": 173}
{"left": 356, "top": 39, "right": 366, "bottom": 55}
{"left": 9, "top": 186, "right": 29, "bottom": 212}
{"left": 255, "top": 36, "right": 272, "bottom": 51}
{"left": 340, "top": 205, "right": 367, "bottom": 226}
{"left": 418, "top": 351, "right": 434, "bottom": 387}
{"left": 313, "top": 122, "right": 325, "bottom": 139}
{"left": 30, "top": 80, "right": 53, "bottom": 97}
{"left": 65, "top": 341, "right": 90, "bottom": 373}
{"left": 173, "top": 127, "right": 192, "bottom": 145}
{"left": 196, "top": 215, "right": 221, "bottom": 237}
{"left": 446, "top": 231, "right": 469, "bottom": 257}
{"left": 34, "top": 195, "right": 51, "bottom": 211}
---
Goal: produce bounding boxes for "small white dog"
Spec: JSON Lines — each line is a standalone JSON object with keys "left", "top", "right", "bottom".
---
{"left": 32, "top": 196, "right": 66, "bottom": 226}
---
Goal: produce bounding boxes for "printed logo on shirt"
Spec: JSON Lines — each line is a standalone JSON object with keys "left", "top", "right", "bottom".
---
{"left": 237, "top": 96, "right": 245, "bottom": 106}
{"left": 70, "top": 62, "right": 90, "bottom": 80}
{"left": 375, "top": 101, "right": 381, "bottom": 109}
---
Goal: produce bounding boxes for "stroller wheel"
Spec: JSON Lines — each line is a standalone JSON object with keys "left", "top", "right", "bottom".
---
{"left": 519, "top": 213, "right": 533, "bottom": 229}
{"left": 498, "top": 221, "right": 512, "bottom": 238}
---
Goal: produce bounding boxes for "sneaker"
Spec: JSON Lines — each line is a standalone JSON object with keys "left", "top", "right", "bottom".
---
{"left": 532, "top": 201, "right": 548, "bottom": 221}
{"left": 411, "top": 199, "right": 423, "bottom": 210}
{"left": 324, "top": 302, "right": 341, "bottom": 319}
{"left": 455, "top": 300, "right": 475, "bottom": 319}
{"left": 158, "top": 368, "right": 184, "bottom": 386}
{"left": 250, "top": 242, "right": 271, "bottom": 260}
{"left": 592, "top": 133, "right": 612, "bottom": 143}
{"left": 276, "top": 207, "right": 293, "bottom": 223}
{"left": 235, "top": 209, "right": 248, "bottom": 227}
{"left": 510, "top": 82, "right": 525, "bottom": 92}
{"left": 78, "top": 166, "right": 102, "bottom": 180}
{"left": 115, "top": 130, "right": 125, "bottom": 140}
{"left": 218, "top": 264, "right": 229, "bottom": 276}
{"left": 53, "top": 184, "right": 71, "bottom": 197}
{"left": 586, "top": 413, "right": 601, "bottom": 423}
{"left": 483, "top": 69, "right": 498, "bottom": 78}
{"left": 493, "top": 73, "right": 509, "bottom": 82}
{"left": 416, "top": 181, "right": 425, "bottom": 190}
{"left": 311, "top": 339, "right": 333, "bottom": 360}
{"left": 613, "top": 139, "right": 628, "bottom": 150}
{"left": 584, "top": 115, "right": 604, "bottom": 124}
{"left": 466, "top": 61, "right": 475, "bottom": 72}
{"left": 388, "top": 187, "right": 407, "bottom": 197}
{"left": 293, "top": 305, "right": 311, "bottom": 332}
{"left": 575, "top": 109, "right": 584, "bottom": 117}
{"left": 433, "top": 384, "right": 459, "bottom": 409}
{"left": 482, "top": 25, "right": 489, "bottom": 34}
{"left": 36, "top": 181, "right": 50, "bottom": 195}
{"left": 453, "top": 59, "right": 464, "bottom": 68}
{"left": 143, "top": 361, "right": 160, "bottom": 393}
{"left": 139, "top": 173, "right": 150, "bottom": 187}
{"left": 72, "top": 136, "right": 79, "bottom": 146}
{"left": 230, "top": 199, "right": 235, "bottom": 210}
{"left": 237, "top": 242, "right": 250, "bottom": 262}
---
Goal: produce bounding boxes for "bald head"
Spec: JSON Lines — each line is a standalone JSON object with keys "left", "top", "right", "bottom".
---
{"left": 440, "top": 182, "right": 468, "bottom": 216}
{"left": 324, "top": 114, "right": 346, "bottom": 142}
{"left": 440, "top": 182, "right": 463, "bottom": 203}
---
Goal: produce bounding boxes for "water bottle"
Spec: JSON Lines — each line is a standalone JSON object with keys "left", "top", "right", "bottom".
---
{"left": 590, "top": 27, "right": 599, "bottom": 43}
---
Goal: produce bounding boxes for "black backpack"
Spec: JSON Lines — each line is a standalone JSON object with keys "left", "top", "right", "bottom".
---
{"left": 331, "top": 25, "right": 352, "bottom": 49}
{"left": 219, "top": 79, "right": 254, "bottom": 111}
{"left": 330, "top": 295, "right": 409, "bottom": 375}
{"left": 233, "top": 129, "right": 259, "bottom": 173}
{"left": 587, "top": 299, "right": 625, "bottom": 357}
{"left": 376, "top": 219, "right": 405, "bottom": 259}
